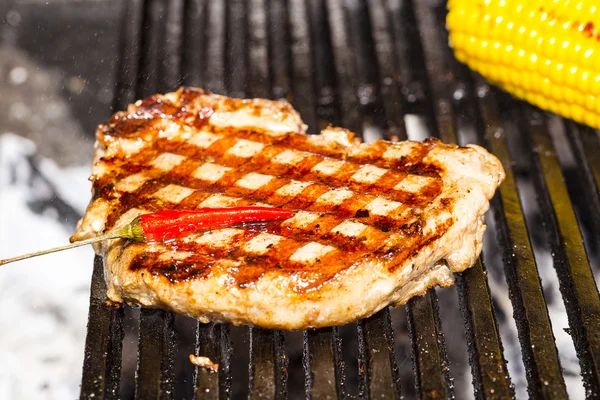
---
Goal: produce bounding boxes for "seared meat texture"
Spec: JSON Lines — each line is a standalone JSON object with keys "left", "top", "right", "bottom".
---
{"left": 73, "top": 87, "right": 505, "bottom": 329}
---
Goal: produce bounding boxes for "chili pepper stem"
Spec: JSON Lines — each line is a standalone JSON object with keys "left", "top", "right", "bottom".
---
{"left": 0, "top": 230, "right": 125, "bottom": 267}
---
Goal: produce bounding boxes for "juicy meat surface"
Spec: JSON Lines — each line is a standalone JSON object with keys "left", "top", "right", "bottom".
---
{"left": 73, "top": 87, "right": 505, "bottom": 329}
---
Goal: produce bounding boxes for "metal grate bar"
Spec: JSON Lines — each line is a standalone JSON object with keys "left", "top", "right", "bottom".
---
{"left": 225, "top": 0, "right": 248, "bottom": 97}
{"left": 288, "top": 0, "right": 318, "bottom": 131}
{"left": 361, "top": 308, "right": 401, "bottom": 399}
{"left": 219, "top": 324, "right": 234, "bottom": 399}
{"left": 247, "top": 0, "right": 270, "bottom": 99}
{"left": 455, "top": 259, "right": 513, "bottom": 398}
{"left": 160, "top": 0, "right": 184, "bottom": 92}
{"left": 323, "top": 0, "right": 361, "bottom": 133}
{"left": 344, "top": 0, "right": 382, "bottom": 131}
{"left": 113, "top": 0, "right": 144, "bottom": 109}
{"left": 81, "top": 2, "right": 141, "bottom": 399}
{"left": 338, "top": 4, "right": 404, "bottom": 393}
{"left": 411, "top": 0, "right": 457, "bottom": 144}
{"left": 80, "top": 256, "right": 124, "bottom": 400}
{"left": 568, "top": 125, "right": 600, "bottom": 195}
{"left": 133, "top": 1, "right": 182, "bottom": 397}
{"left": 365, "top": 0, "right": 408, "bottom": 141}
{"left": 331, "top": 327, "right": 347, "bottom": 399}
{"left": 476, "top": 81, "right": 568, "bottom": 397}
{"left": 406, "top": 291, "right": 453, "bottom": 399}
{"left": 273, "top": 331, "right": 288, "bottom": 399}
{"left": 194, "top": 323, "right": 220, "bottom": 399}
{"left": 135, "top": 309, "right": 176, "bottom": 400}
{"left": 304, "top": 329, "right": 338, "bottom": 399}
{"left": 249, "top": 328, "right": 276, "bottom": 399}
{"left": 203, "top": 0, "right": 226, "bottom": 93}
{"left": 401, "top": 2, "right": 469, "bottom": 397}
{"left": 386, "top": 0, "right": 429, "bottom": 113}
{"left": 172, "top": 315, "right": 198, "bottom": 400}
{"left": 267, "top": 0, "right": 291, "bottom": 100}
{"left": 243, "top": 2, "right": 290, "bottom": 397}
{"left": 563, "top": 122, "right": 600, "bottom": 242}
{"left": 416, "top": 10, "right": 514, "bottom": 393}
{"left": 181, "top": 0, "right": 207, "bottom": 88}
{"left": 356, "top": 321, "right": 369, "bottom": 398}
{"left": 307, "top": 0, "right": 339, "bottom": 130}
{"left": 136, "top": 0, "right": 167, "bottom": 97}
{"left": 523, "top": 106, "right": 600, "bottom": 393}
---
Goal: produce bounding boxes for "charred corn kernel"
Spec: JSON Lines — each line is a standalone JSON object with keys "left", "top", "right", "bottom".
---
{"left": 447, "top": 0, "right": 600, "bottom": 129}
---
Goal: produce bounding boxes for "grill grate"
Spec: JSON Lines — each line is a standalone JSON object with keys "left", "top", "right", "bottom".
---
{"left": 79, "top": 0, "right": 600, "bottom": 399}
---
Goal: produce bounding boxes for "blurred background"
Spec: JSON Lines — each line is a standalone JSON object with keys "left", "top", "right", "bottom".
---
{"left": 0, "top": 1, "right": 121, "bottom": 398}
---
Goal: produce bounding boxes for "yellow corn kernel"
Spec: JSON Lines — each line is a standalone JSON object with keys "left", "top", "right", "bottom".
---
{"left": 447, "top": 0, "right": 600, "bottom": 129}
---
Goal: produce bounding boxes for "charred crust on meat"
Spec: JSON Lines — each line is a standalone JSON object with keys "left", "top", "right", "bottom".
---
{"left": 355, "top": 209, "right": 370, "bottom": 218}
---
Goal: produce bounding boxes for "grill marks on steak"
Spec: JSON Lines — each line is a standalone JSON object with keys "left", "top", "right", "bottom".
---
{"left": 73, "top": 87, "right": 505, "bottom": 328}
{"left": 88, "top": 89, "right": 453, "bottom": 292}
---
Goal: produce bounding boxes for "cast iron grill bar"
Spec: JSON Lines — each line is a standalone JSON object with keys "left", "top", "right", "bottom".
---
{"left": 180, "top": 2, "right": 219, "bottom": 399}
{"left": 361, "top": 309, "right": 401, "bottom": 399}
{"left": 522, "top": 105, "right": 600, "bottom": 393}
{"left": 245, "top": 1, "right": 290, "bottom": 397}
{"left": 323, "top": 0, "right": 361, "bottom": 134}
{"left": 194, "top": 324, "right": 220, "bottom": 399}
{"left": 225, "top": 0, "right": 248, "bottom": 98}
{"left": 411, "top": 0, "right": 457, "bottom": 144}
{"left": 79, "top": 1, "right": 142, "bottom": 398}
{"left": 475, "top": 78, "right": 568, "bottom": 398}
{"left": 356, "top": 321, "right": 369, "bottom": 398}
{"left": 288, "top": 0, "right": 318, "bottom": 131}
{"left": 569, "top": 125, "right": 600, "bottom": 195}
{"left": 406, "top": 291, "right": 453, "bottom": 399}
{"left": 563, "top": 122, "right": 600, "bottom": 240}
{"left": 386, "top": 0, "right": 430, "bottom": 114}
{"left": 307, "top": 0, "right": 338, "bottom": 129}
{"left": 203, "top": 0, "right": 226, "bottom": 93}
{"left": 113, "top": 0, "right": 144, "bottom": 109}
{"left": 135, "top": 310, "right": 176, "bottom": 400}
{"left": 331, "top": 1, "right": 404, "bottom": 397}
{"left": 401, "top": 1, "right": 466, "bottom": 396}
{"left": 218, "top": 324, "right": 234, "bottom": 399}
{"left": 273, "top": 331, "right": 289, "bottom": 399}
{"left": 181, "top": 0, "right": 207, "bottom": 88}
{"left": 136, "top": 0, "right": 167, "bottom": 98}
{"left": 316, "top": 2, "right": 405, "bottom": 398}
{"left": 80, "top": 256, "right": 124, "bottom": 400}
{"left": 161, "top": 0, "right": 184, "bottom": 91}
{"left": 249, "top": 328, "right": 276, "bottom": 399}
{"left": 415, "top": 7, "right": 514, "bottom": 394}
{"left": 267, "top": 0, "right": 292, "bottom": 100}
{"left": 344, "top": 0, "right": 387, "bottom": 141}
{"left": 365, "top": 0, "right": 408, "bottom": 141}
{"left": 247, "top": 0, "right": 270, "bottom": 99}
{"left": 295, "top": 2, "right": 357, "bottom": 398}
{"left": 133, "top": 1, "right": 182, "bottom": 397}
{"left": 455, "top": 260, "right": 514, "bottom": 398}
{"left": 345, "top": 0, "right": 378, "bottom": 96}
{"left": 304, "top": 329, "right": 339, "bottom": 399}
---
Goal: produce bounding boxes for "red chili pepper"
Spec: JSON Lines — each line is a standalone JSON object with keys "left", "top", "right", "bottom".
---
{"left": 136, "top": 206, "right": 295, "bottom": 242}
{"left": 0, "top": 206, "right": 295, "bottom": 267}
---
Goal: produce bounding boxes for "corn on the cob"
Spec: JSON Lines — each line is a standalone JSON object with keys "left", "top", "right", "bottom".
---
{"left": 447, "top": 0, "right": 600, "bottom": 129}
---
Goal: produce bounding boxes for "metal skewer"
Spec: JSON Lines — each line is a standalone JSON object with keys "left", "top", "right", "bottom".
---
{"left": 0, "top": 231, "right": 124, "bottom": 266}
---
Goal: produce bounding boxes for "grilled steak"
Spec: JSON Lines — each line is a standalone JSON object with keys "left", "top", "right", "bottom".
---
{"left": 73, "top": 87, "right": 505, "bottom": 329}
